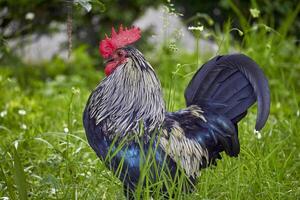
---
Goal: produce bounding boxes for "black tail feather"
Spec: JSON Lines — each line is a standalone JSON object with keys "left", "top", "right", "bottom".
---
{"left": 185, "top": 54, "right": 270, "bottom": 130}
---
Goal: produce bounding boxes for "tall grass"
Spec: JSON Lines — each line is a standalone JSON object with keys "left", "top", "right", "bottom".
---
{"left": 1, "top": 1, "right": 300, "bottom": 200}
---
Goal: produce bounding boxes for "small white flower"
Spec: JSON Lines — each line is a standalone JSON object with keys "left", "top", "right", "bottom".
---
{"left": 50, "top": 188, "right": 56, "bottom": 195}
{"left": 188, "top": 26, "right": 204, "bottom": 32}
{"left": 71, "top": 87, "right": 80, "bottom": 95}
{"left": 254, "top": 129, "right": 262, "bottom": 139}
{"left": 20, "top": 124, "right": 27, "bottom": 130}
{"left": 86, "top": 171, "right": 91, "bottom": 176}
{"left": 25, "top": 12, "right": 35, "bottom": 20}
{"left": 1, "top": 197, "right": 9, "bottom": 200}
{"left": 18, "top": 109, "right": 26, "bottom": 116}
{"left": 0, "top": 110, "right": 7, "bottom": 118}
{"left": 64, "top": 127, "right": 69, "bottom": 133}
{"left": 297, "top": 110, "right": 299, "bottom": 117}
{"left": 250, "top": 8, "right": 260, "bottom": 18}
{"left": 257, "top": 132, "right": 262, "bottom": 139}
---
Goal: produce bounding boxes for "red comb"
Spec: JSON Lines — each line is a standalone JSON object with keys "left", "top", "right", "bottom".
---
{"left": 99, "top": 25, "right": 141, "bottom": 58}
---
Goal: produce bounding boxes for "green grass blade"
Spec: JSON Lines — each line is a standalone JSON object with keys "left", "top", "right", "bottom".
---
{"left": 12, "top": 147, "right": 28, "bottom": 200}
{"left": 278, "top": 2, "right": 300, "bottom": 38}
{"left": 0, "top": 165, "right": 17, "bottom": 200}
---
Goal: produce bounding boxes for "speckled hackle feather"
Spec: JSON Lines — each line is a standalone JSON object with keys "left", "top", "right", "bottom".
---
{"left": 99, "top": 25, "right": 141, "bottom": 58}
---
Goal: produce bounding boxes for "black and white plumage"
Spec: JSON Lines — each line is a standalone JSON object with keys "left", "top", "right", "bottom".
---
{"left": 83, "top": 46, "right": 270, "bottom": 199}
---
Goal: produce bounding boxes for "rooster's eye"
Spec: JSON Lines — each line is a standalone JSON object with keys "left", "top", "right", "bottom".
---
{"left": 117, "top": 51, "right": 124, "bottom": 57}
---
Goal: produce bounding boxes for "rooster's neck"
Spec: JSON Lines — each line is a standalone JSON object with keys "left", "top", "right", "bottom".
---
{"left": 88, "top": 51, "right": 165, "bottom": 138}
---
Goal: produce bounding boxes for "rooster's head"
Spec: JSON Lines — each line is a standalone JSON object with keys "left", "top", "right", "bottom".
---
{"left": 99, "top": 25, "right": 141, "bottom": 76}
{"left": 93, "top": 25, "right": 164, "bottom": 136}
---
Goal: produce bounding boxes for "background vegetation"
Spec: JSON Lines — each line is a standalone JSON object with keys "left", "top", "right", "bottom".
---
{"left": 0, "top": 0, "right": 299, "bottom": 199}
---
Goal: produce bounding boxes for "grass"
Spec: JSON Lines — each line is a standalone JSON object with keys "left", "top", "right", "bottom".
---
{"left": 1, "top": 4, "right": 300, "bottom": 200}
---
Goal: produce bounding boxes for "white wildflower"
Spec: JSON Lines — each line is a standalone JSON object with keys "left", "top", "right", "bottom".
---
{"left": 20, "top": 124, "right": 27, "bottom": 130}
{"left": 71, "top": 87, "right": 80, "bottom": 95}
{"left": 50, "top": 188, "right": 56, "bottom": 195}
{"left": 188, "top": 26, "right": 204, "bottom": 32}
{"left": 250, "top": 8, "right": 260, "bottom": 18}
{"left": 0, "top": 110, "right": 7, "bottom": 118}
{"left": 297, "top": 110, "right": 299, "bottom": 117}
{"left": 257, "top": 132, "right": 262, "bottom": 139}
{"left": 252, "top": 24, "right": 258, "bottom": 31}
{"left": 18, "top": 109, "right": 26, "bottom": 116}
{"left": 64, "top": 127, "right": 69, "bottom": 133}
{"left": 25, "top": 12, "right": 35, "bottom": 20}
{"left": 86, "top": 171, "right": 91, "bottom": 176}
{"left": 254, "top": 129, "right": 262, "bottom": 139}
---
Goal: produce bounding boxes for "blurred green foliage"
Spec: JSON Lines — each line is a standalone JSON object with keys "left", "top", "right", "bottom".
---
{"left": 175, "top": 0, "right": 300, "bottom": 38}
{"left": 1, "top": 0, "right": 299, "bottom": 52}
{"left": 0, "top": 0, "right": 162, "bottom": 45}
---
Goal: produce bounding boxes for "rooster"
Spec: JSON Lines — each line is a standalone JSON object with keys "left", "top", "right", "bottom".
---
{"left": 83, "top": 25, "right": 270, "bottom": 199}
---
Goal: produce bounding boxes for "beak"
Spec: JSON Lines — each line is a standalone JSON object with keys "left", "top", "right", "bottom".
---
{"left": 104, "top": 57, "right": 114, "bottom": 64}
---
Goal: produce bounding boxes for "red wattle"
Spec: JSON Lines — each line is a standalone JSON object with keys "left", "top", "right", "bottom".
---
{"left": 105, "top": 61, "right": 118, "bottom": 76}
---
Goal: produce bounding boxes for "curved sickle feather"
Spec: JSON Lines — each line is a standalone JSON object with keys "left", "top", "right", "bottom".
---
{"left": 184, "top": 54, "right": 270, "bottom": 131}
